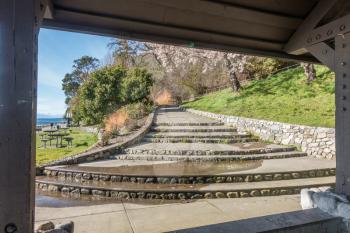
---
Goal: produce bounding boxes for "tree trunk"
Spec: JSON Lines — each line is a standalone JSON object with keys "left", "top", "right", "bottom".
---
{"left": 229, "top": 71, "right": 241, "bottom": 92}
{"left": 224, "top": 53, "right": 241, "bottom": 92}
{"left": 303, "top": 63, "right": 316, "bottom": 84}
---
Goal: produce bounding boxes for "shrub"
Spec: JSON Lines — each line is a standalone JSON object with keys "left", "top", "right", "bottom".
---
{"left": 104, "top": 107, "right": 129, "bottom": 134}
{"left": 125, "top": 101, "right": 153, "bottom": 119}
{"left": 73, "top": 66, "right": 153, "bottom": 125}
{"left": 77, "top": 66, "right": 125, "bottom": 125}
{"left": 121, "top": 68, "right": 153, "bottom": 103}
{"left": 104, "top": 102, "right": 152, "bottom": 136}
{"left": 100, "top": 131, "right": 112, "bottom": 146}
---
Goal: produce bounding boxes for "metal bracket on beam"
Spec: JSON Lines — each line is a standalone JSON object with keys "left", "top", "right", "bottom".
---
{"left": 284, "top": 0, "right": 337, "bottom": 54}
{"left": 305, "top": 13, "right": 350, "bottom": 69}
{"left": 40, "top": 0, "right": 53, "bottom": 20}
{"left": 304, "top": 14, "right": 350, "bottom": 70}
{"left": 307, "top": 42, "right": 335, "bottom": 71}
{"left": 306, "top": 15, "right": 350, "bottom": 46}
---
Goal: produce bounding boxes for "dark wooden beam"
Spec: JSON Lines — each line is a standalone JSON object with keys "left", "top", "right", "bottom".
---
{"left": 144, "top": 0, "right": 303, "bottom": 30}
{"left": 0, "top": 0, "right": 40, "bottom": 232}
{"left": 42, "top": 8, "right": 316, "bottom": 63}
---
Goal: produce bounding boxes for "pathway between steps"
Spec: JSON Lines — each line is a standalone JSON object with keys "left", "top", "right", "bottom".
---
{"left": 35, "top": 106, "right": 336, "bottom": 232}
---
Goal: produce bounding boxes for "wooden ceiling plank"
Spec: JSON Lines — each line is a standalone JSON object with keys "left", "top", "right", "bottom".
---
{"left": 141, "top": 0, "right": 302, "bottom": 30}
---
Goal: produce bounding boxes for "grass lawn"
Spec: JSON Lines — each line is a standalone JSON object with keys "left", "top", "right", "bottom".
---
{"left": 183, "top": 65, "right": 335, "bottom": 128}
{"left": 36, "top": 127, "right": 98, "bottom": 166}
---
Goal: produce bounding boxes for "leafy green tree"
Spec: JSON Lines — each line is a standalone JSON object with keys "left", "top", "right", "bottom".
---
{"left": 77, "top": 66, "right": 126, "bottom": 124}
{"left": 62, "top": 56, "right": 99, "bottom": 104}
{"left": 62, "top": 73, "right": 80, "bottom": 104}
{"left": 121, "top": 68, "right": 154, "bottom": 103}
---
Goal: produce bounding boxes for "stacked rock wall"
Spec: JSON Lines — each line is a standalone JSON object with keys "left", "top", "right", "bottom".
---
{"left": 185, "top": 108, "right": 335, "bottom": 159}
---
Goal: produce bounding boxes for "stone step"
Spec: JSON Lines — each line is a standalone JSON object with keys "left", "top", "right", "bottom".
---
{"left": 41, "top": 157, "right": 335, "bottom": 185}
{"left": 142, "top": 137, "right": 259, "bottom": 143}
{"left": 147, "top": 132, "right": 250, "bottom": 139}
{"left": 36, "top": 176, "right": 335, "bottom": 200}
{"left": 153, "top": 122, "right": 224, "bottom": 126}
{"left": 156, "top": 106, "right": 182, "bottom": 112}
{"left": 124, "top": 143, "right": 296, "bottom": 156}
{"left": 151, "top": 125, "right": 237, "bottom": 133}
{"left": 117, "top": 151, "right": 307, "bottom": 161}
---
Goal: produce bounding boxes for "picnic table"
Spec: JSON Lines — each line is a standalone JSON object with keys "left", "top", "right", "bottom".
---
{"left": 40, "top": 128, "right": 72, "bottom": 148}
{"left": 50, "top": 132, "right": 69, "bottom": 148}
{"left": 41, "top": 128, "right": 57, "bottom": 147}
{"left": 42, "top": 128, "right": 58, "bottom": 134}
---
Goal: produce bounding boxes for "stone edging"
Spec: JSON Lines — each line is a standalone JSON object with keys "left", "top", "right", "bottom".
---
{"left": 35, "top": 181, "right": 335, "bottom": 200}
{"left": 43, "top": 167, "right": 335, "bottom": 184}
{"left": 183, "top": 108, "right": 335, "bottom": 159}
{"left": 37, "top": 108, "right": 157, "bottom": 172}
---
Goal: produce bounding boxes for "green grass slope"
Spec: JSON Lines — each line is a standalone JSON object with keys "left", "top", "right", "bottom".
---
{"left": 183, "top": 65, "right": 335, "bottom": 128}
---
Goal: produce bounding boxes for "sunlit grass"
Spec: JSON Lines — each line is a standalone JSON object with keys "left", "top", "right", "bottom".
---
{"left": 183, "top": 65, "right": 335, "bottom": 128}
{"left": 36, "top": 127, "right": 98, "bottom": 166}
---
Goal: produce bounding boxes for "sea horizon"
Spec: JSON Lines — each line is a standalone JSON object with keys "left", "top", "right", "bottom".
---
{"left": 37, "top": 117, "right": 66, "bottom": 126}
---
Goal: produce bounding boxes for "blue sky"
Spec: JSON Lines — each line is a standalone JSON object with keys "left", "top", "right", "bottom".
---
{"left": 38, "top": 29, "right": 112, "bottom": 117}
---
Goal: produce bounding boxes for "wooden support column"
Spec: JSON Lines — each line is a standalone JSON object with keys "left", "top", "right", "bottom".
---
{"left": 286, "top": 6, "right": 350, "bottom": 195}
{"left": 335, "top": 32, "right": 350, "bottom": 195}
{"left": 0, "top": 0, "right": 40, "bottom": 232}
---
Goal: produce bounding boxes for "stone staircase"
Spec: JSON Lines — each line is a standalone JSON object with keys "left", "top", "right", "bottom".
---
{"left": 36, "top": 106, "right": 335, "bottom": 200}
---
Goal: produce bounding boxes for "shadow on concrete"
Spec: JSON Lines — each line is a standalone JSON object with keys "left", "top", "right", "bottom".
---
{"left": 167, "top": 209, "right": 340, "bottom": 233}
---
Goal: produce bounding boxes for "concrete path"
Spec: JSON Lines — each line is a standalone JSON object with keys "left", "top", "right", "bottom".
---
{"left": 154, "top": 107, "right": 218, "bottom": 125}
{"left": 35, "top": 195, "right": 302, "bottom": 233}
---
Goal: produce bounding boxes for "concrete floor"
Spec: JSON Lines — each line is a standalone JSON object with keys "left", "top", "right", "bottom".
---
{"left": 35, "top": 195, "right": 302, "bottom": 233}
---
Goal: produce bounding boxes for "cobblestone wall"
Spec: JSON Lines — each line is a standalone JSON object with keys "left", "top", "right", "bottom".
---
{"left": 185, "top": 108, "right": 335, "bottom": 159}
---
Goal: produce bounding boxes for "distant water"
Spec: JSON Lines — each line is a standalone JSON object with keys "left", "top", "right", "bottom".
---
{"left": 37, "top": 118, "right": 66, "bottom": 126}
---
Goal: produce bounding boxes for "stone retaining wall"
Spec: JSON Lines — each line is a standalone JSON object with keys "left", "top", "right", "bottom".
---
{"left": 79, "top": 125, "right": 100, "bottom": 134}
{"left": 35, "top": 181, "right": 335, "bottom": 200}
{"left": 43, "top": 167, "right": 335, "bottom": 184}
{"left": 37, "top": 108, "right": 157, "bottom": 172}
{"left": 185, "top": 108, "right": 335, "bottom": 159}
{"left": 79, "top": 125, "right": 102, "bottom": 139}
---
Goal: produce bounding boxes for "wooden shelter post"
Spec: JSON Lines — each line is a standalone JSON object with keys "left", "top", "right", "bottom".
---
{"left": 0, "top": 0, "right": 40, "bottom": 232}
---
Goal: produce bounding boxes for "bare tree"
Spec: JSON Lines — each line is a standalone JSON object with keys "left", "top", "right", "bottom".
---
{"left": 143, "top": 42, "right": 249, "bottom": 93}
{"left": 107, "top": 39, "right": 144, "bottom": 68}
